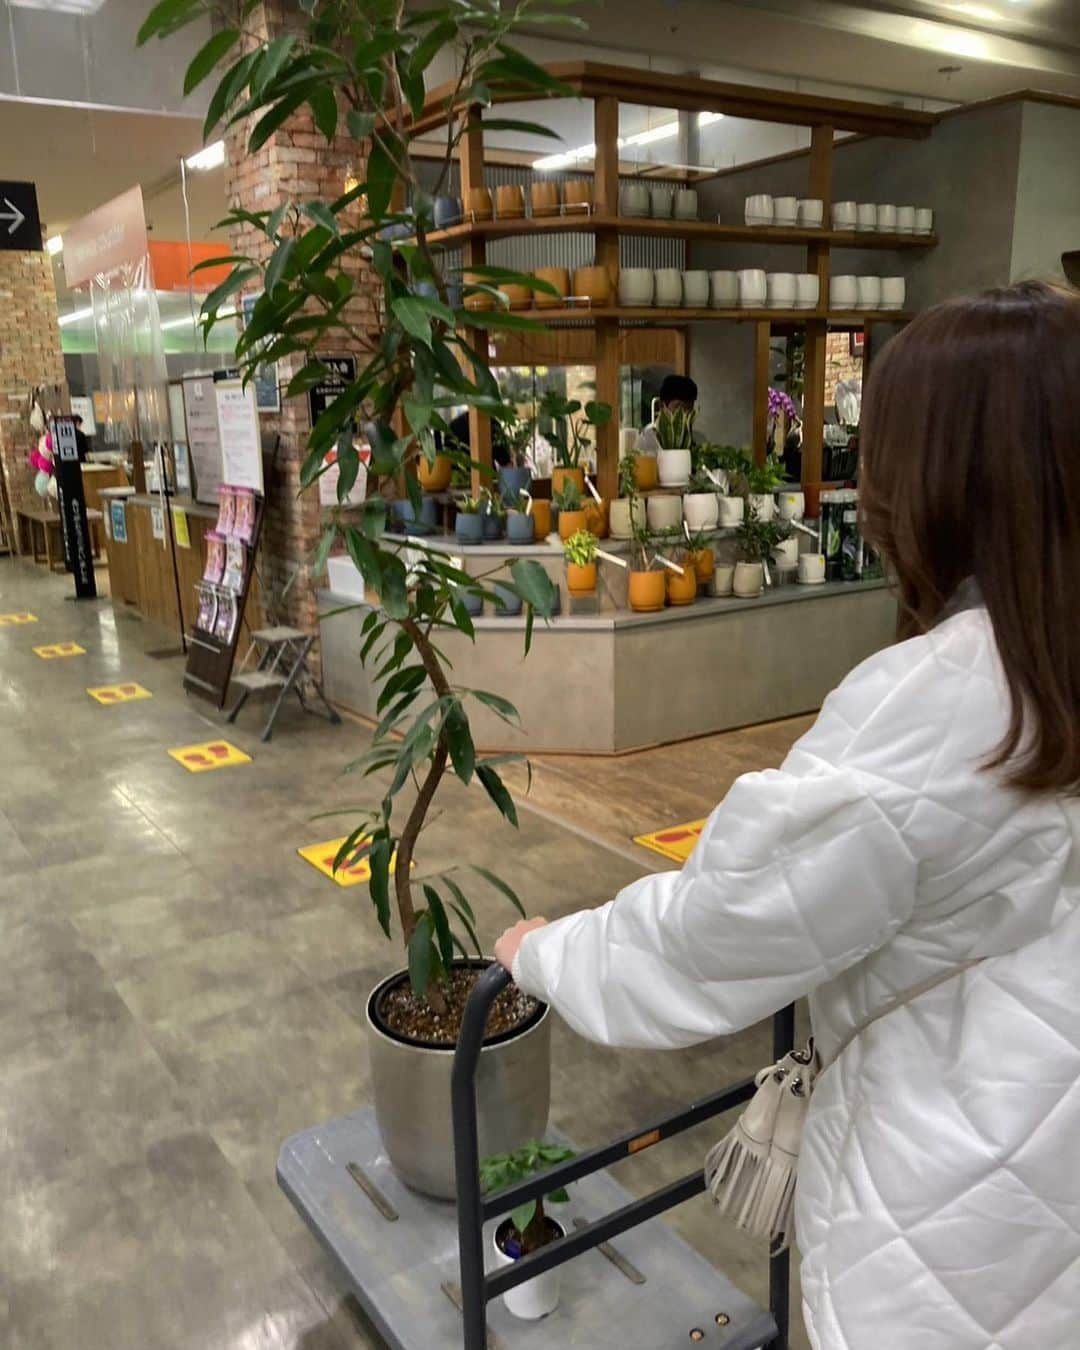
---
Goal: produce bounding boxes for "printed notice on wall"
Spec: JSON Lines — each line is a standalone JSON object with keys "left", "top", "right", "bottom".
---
{"left": 214, "top": 377, "right": 264, "bottom": 494}
{"left": 183, "top": 376, "right": 222, "bottom": 505}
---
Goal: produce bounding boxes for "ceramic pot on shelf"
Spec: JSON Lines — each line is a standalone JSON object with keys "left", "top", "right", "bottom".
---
{"left": 773, "top": 196, "right": 798, "bottom": 227}
{"left": 493, "top": 584, "right": 521, "bottom": 617}
{"left": 618, "top": 268, "right": 654, "bottom": 307}
{"left": 798, "top": 198, "right": 824, "bottom": 228}
{"left": 500, "top": 283, "right": 532, "bottom": 310}
{"left": 619, "top": 182, "right": 650, "bottom": 217}
{"left": 666, "top": 564, "right": 697, "bottom": 606}
{"left": 745, "top": 194, "right": 773, "bottom": 226}
{"left": 709, "top": 270, "right": 738, "bottom": 308}
{"left": 417, "top": 453, "right": 453, "bottom": 493}
{"left": 628, "top": 570, "right": 666, "bottom": 613}
{"left": 798, "top": 552, "right": 827, "bottom": 585}
{"left": 766, "top": 273, "right": 797, "bottom": 309}
{"left": 773, "top": 536, "right": 799, "bottom": 570}
{"left": 856, "top": 275, "right": 882, "bottom": 311}
{"left": 717, "top": 496, "right": 745, "bottom": 528}
{"left": 915, "top": 206, "right": 934, "bottom": 235}
{"left": 646, "top": 493, "right": 683, "bottom": 531}
{"left": 737, "top": 269, "right": 767, "bottom": 308}
{"left": 609, "top": 496, "right": 646, "bottom": 539}
{"left": 876, "top": 203, "right": 897, "bottom": 233}
{"left": 463, "top": 269, "right": 493, "bottom": 311}
{"left": 466, "top": 186, "right": 493, "bottom": 221}
{"left": 633, "top": 455, "right": 659, "bottom": 491}
{"left": 530, "top": 181, "right": 560, "bottom": 217}
{"left": 656, "top": 450, "right": 691, "bottom": 489}
{"left": 777, "top": 489, "right": 805, "bottom": 521}
{"left": 432, "top": 195, "right": 462, "bottom": 229}
{"left": 551, "top": 466, "right": 585, "bottom": 498}
{"left": 714, "top": 563, "right": 735, "bottom": 596}
{"left": 673, "top": 188, "right": 698, "bottom": 220}
{"left": 455, "top": 512, "right": 484, "bottom": 545}
{"left": 649, "top": 186, "right": 674, "bottom": 218}
{"left": 881, "top": 276, "right": 906, "bottom": 311}
{"left": 498, "top": 464, "right": 532, "bottom": 506}
{"left": 582, "top": 497, "right": 609, "bottom": 539}
{"left": 563, "top": 179, "right": 593, "bottom": 212}
{"left": 856, "top": 202, "right": 877, "bottom": 232}
{"left": 692, "top": 547, "right": 715, "bottom": 585}
{"left": 795, "top": 274, "right": 820, "bottom": 310}
{"left": 733, "top": 561, "right": 764, "bottom": 598}
{"left": 749, "top": 492, "right": 776, "bottom": 522}
{"left": 482, "top": 511, "right": 502, "bottom": 541}
{"left": 572, "top": 265, "right": 611, "bottom": 306}
{"left": 654, "top": 269, "right": 683, "bottom": 307}
{"left": 829, "top": 275, "right": 858, "bottom": 310}
{"left": 896, "top": 205, "right": 916, "bottom": 234}
{"left": 831, "top": 201, "right": 857, "bottom": 230}
{"left": 506, "top": 510, "right": 535, "bottom": 545}
{"left": 557, "top": 508, "right": 588, "bottom": 542}
{"left": 533, "top": 266, "right": 570, "bottom": 309}
{"left": 683, "top": 492, "right": 719, "bottom": 531}
{"left": 495, "top": 184, "right": 526, "bottom": 219}
{"left": 681, "top": 271, "right": 710, "bottom": 308}
{"left": 566, "top": 562, "right": 597, "bottom": 596}
{"left": 531, "top": 500, "right": 553, "bottom": 538}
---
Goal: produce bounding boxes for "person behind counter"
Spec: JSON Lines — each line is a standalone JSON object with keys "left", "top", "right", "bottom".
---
{"left": 635, "top": 374, "right": 701, "bottom": 454}
{"left": 72, "top": 415, "right": 91, "bottom": 463}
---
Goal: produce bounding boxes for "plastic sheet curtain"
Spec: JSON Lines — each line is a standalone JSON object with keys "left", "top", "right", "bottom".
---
{"left": 89, "top": 253, "right": 170, "bottom": 450}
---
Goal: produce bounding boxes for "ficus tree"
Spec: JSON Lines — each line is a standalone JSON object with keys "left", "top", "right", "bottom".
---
{"left": 138, "top": 0, "right": 587, "bottom": 1007}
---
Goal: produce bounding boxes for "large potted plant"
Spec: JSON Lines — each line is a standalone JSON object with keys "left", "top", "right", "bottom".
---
{"left": 540, "top": 390, "right": 611, "bottom": 497}
{"left": 140, "top": 0, "right": 579, "bottom": 1200}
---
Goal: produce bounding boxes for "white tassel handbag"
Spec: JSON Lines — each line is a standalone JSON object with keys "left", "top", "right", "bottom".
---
{"left": 705, "top": 958, "right": 984, "bottom": 1252}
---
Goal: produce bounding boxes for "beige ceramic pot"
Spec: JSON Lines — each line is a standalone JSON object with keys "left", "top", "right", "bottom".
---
{"left": 533, "top": 266, "right": 570, "bottom": 309}
{"left": 573, "top": 266, "right": 611, "bottom": 305}
{"left": 466, "top": 187, "right": 493, "bottom": 220}
{"left": 495, "top": 184, "right": 525, "bottom": 219}
{"left": 530, "top": 181, "right": 560, "bottom": 217}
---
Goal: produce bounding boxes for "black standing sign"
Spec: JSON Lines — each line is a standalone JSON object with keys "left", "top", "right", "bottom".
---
{"left": 53, "top": 418, "right": 97, "bottom": 599}
{"left": 307, "top": 355, "right": 357, "bottom": 429}
{"left": 0, "top": 181, "right": 43, "bottom": 252}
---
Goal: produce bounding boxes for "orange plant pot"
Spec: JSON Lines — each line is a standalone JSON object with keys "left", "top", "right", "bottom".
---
{"left": 466, "top": 187, "right": 493, "bottom": 220}
{"left": 566, "top": 561, "right": 598, "bottom": 596}
{"left": 691, "top": 547, "right": 715, "bottom": 584}
{"left": 582, "top": 497, "right": 609, "bottom": 539}
{"left": 531, "top": 500, "right": 553, "bottom": 537}
{"left": 558, "top": 509, "right": 588, "bottom": 542}
{"left": 628, "top": 570, "right": 666, "bottom": 613}
{"left": 463, "top": 269, "right": 493, "bottom": 311}
{"left": 633, "top": 456, "right": 659, "bottom": 491}
{"left": 494, "top": 184, "right": 525, "bottom": 218}
{"left": 500, "top": 283, "right": 532, "bottom": 310}
{"left": 551, "top": 466, "right": 585, "bottom": 498}
{"left": 531, "top": 181, "right": 561, "bottom": 217}
{"left": 564, "top": 179, "right": 593, "bottom": 211}
{"left": 572, "top": 265, "right": 610, "bottom": 305}
{"left": 666, "top": 564, "right": 698, "bottom": 606}
{"left": 533, "top": 266, "right": 570, "bottom": 309}
{"left": 417, "top": 453, "right": 452, "bottom": 493}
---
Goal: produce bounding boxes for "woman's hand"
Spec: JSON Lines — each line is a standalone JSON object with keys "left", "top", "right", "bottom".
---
{"left": 495, "top": 917, "right": 548, "bottom": 973}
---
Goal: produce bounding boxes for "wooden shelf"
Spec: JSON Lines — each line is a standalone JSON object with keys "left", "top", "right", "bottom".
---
{"left": 423, "top": 215, "right": 937, "bottom": 250}
{"left": 475, "top": 305, "right": 915, "bottom": 327}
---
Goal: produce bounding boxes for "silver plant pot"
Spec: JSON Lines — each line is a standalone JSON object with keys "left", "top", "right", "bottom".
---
{"left": 366, "top": 964, "right": 551, "bottom": 1201}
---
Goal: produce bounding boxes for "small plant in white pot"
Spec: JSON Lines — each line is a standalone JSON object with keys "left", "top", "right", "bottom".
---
{"left": 683, "top": 468, "right": 720, "bottom": 531}
{"left": 734, "top": 505, "right": 790, "bottom": 598}
{"left": 654, "top": 405, "right": 694, "bottom": 487}
{"left": 745, "top": 454, "right": 787, "bottom": 522}
{"left": 481, "top": 1141, "right": 576, "bottom": 1320}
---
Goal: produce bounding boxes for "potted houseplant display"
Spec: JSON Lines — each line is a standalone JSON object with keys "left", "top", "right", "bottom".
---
{"left": 481, "top": 1140, "right": 576, "bottom": 1320}
{"left": 627, "top": 519, "right": 666, "bottom": 612}
{"left": 499, "top": 411, "right": 536, "bottom": 506}
{"left": 554, "top": 479, "right": 588, "bottom": 541}
{"left": 140, "top": 0, "right": 581, "bottom": 1200}
{"left": 734, "top": 504, "right": 791, "bottom": 597}
{"left": 682, "top": 468, "right": 720, "bottom": 531}
{"left": 541, "top": 390, "right": 612, "bottom": 497}
{"left": 654, "top": 405, "right": 694, "bottom": 487}
{"left": 610, "top": 452, "right": 647, "bottom": 539}
{"left": 563, "top": 528, "right": 599, "bottom": 596}
{"left": 745, "top": 453, "right": 787, "bottom": 522}
{"left": 455, "top": 494, "right": 487, "bottom": 545}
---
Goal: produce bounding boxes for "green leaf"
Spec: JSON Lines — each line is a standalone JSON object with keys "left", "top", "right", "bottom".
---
{"left": 366, "top": 138, "right": 397, "bottom": 220}
{"left": 376, "top": 663, "right": 426, "bottom": 713}
{"left": 301, "top": 201, "right": 340, "bottom": 236}
{"left": 136, "top": 0, "right": 201, "bottom": 45}
{"left": 251, "top": 34, "right": 295, "bottom": 93}
{"left": 379, "top": 556, "right": 409, "bottom": 619}
{"left": 184, "top": 28, "right": 239, "bottom": 95}
{"left": 308, "top": 83, "right": 338, "bottom": 142}
{"left": 201, "top": 265, "right": 259, "bottom": 318}
{"left": 264, "top": 236, "right": 295, "bottom": 295}
{"left": 346, "top": 109, "right": 376, "bottom": 141}
{"left": 202, "top": 49, "right": 261, "bottom": 139}
{"left": 511, "top": 1201, "right": 538, "bottom": 1235}
{"left": 312, "top": 524, "right": 336, "bottom": 579}
{"left": 407, "top": 913, "right": 434, "bottom": 997}
{"left": 392, "top": 297, "right": 432, "bottom": 349}
{"left": 474, "top": 864, "right": 526, "bottom": 917}
{"left": 509, "top": 559, "right": 555, "bottom": 618}
{"left": 443, "top": 702, "right": 475, "bottom": 785}
{"left": 445, "top": 887, "right": 482, "bottom": 957}
{"left": 476, "top": 764, "right": 518, "bottom": 828}
{"left": 368, "top": 836, "right": 393, "bottom": 938}
{"left": 424, "top": 886, "right": 455, "bottom": 971}
{"left": 476, "top": 117, "right": 563, "bottom": 140}
{"left": 249, "top": 89, "right": 308, "bottom": 153}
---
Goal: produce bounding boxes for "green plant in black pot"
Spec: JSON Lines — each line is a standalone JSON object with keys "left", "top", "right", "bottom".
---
{"left": 139, "top": 0, "right": 586, "bottom": 1199}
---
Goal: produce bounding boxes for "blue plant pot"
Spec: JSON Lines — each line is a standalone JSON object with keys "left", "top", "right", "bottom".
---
{"left": 446, "top": 283, "right": 463, "bottom": 310}
{"left": 498, "top": 465, "right": 532, "bottom": 508}
{"left": 433, "top": 195, "right": 463, "bottom": 229}
{"left": 419, "top": 496, "right": 438, "bottom": 528}
{"left": 415, "top": 280, "right": 439, "bottom": 302}
{"left": 506, "top": 511, "right": 535, "bottom": 545}
{"left": 493, "top": 584, "right": 522, "bottom": 617}
{"left": 391, "top": 500, "right": 416, "bottom": 528}
{"left": 482, "top": 512, "right": 502, "bottom": 541}
{"left": 459, "top": 588, "right": 484, "bottom": 617}
{"left": 455, "top": 513, "right": 483, "bottom": 545}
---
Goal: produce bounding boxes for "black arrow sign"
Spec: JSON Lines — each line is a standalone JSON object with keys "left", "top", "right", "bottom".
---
{"left": 0, "top": 181, "right": 43, "bottom": 252}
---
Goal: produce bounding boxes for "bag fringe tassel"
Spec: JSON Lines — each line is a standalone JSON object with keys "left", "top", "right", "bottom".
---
{"left": 705, "top": 1119, "right": 797, "bottom": 1251}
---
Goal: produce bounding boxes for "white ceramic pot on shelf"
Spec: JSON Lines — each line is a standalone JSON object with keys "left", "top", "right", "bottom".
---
{"left": 620, "top": 182, "right": 650, "bottom": 217}
{"left": 795, "top": 274, "right": 819, "bottom": 310}
{"left": 714, "top": 563, "right": 735, "bottom": 596}
{"left": 674, "top": 188, "right": 698, "bottom": 220}
{"left": 896, "top": 205, "right": 915, "bottom": 234}
{"left": 618, "top": 268, "right": 654, "bottom": 307}
{"left": 681, "top": 271, "right": 710, "bottom": 308}
{"left": 654, "top": 268, "right": 683, "bottom": 307}
{"left": 773, "top": 196, "right": 798, "bottom": 227}
{"left": 493, "top": 1222, "right": 565, "bottom": 1320}
{"left": 650, "top": 186, "right": 674, "bottom": 218}
{"left": 798, "top": 198, "right": 824, "bottom": 228}
{"left": 745, "top": 194, "right": 773, "bottom": 226}
{"left": 798, "top": 553, "right": 826, "bottom": 585}
{"left": 831, "top": 200, "right": 857, "bottom": 230}
{"left": 647, "top": 492, "right": 684, "bottom": 529}
{"left": 656, "top": 450, "right": 691, "bottom": 488}
{"left": 748, "top": 492, "right": 776, "bottom": 522}
{"left": 733, "top": 561, "right": 764, "bottom": 598}
{"left": 777, "top": 489, "right": 805, "bottom": 521}
{"left": 716, "top": 495, "right": 745, "bottom": 528}
{"left": 773, "top": 536, "right": 800, "bottom": 569}
{"left": 876, "top": 203, "right": 897, "bottom": 233}
{"left": 881, "top": 276, "right": 906, "bottom": 311}
{"left": 766, "top": 273, "right": 797, "bottom": 309}
{"left": 856, "top": 275, "right": 882, "bottom": 310}
{"left": 737, "top": 268, "right": 767, "bottom": 308}
{"left": 915, "top": 206, "right": 934, "bottom": 235}
{"left": 683, "top": 492, "right": 719, "bottom": 531}
{"left": 709, "top": 270, "right": 738, "bottom": 308}
{"left": 829, "top": 275, "right": 858, "bottom": 310}
{"left": 856, "top": 203, "right": 877, "bottom": 232}
{"left": 609, "top": 496, "right": 646, "bottom": 539}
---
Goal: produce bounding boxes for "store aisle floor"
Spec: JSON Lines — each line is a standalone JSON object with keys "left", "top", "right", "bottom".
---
{"left": 0, "top": 558, "right": 807, "bottom": 1350}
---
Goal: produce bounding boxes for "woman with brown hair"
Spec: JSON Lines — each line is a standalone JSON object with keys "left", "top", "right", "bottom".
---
{"left": 497, "top": 281, "right": 1080, "bottom": 1349}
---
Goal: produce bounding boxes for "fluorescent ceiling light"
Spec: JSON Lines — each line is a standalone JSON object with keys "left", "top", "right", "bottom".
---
{"left": 912, "top": 18, "right": 990, "bottom": 57}
{"left": 9, "top": 0, "right": 108, "bottom": 13}
{"left": 45, "top": 235, "right": 63, "bottom": 256}
{"left": 534, "top": 111, "right": 723, "bottom": 170}
{"left": 58, "top": 306, "right": 93, "bottom": 326}
{"left": 184, "top": 140, "right": 226, "bottom": 172}
{"left": 945, "top": 2, "right": 1003, "bottom": 20}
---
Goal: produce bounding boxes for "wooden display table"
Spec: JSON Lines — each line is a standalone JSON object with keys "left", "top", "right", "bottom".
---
{"left": 17, "top": 506, "right": 103, "bottom": 570}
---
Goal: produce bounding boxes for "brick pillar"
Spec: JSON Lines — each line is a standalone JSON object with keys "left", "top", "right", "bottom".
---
{"left": 223, "top": 1, "right": 373, "bottom": 647}
{"left": 0, "top": 251, "right": 68, "bottom": 521}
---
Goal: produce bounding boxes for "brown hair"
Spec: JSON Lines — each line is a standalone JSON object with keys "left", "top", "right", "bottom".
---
{"left": 860, "top": 279, "right": 1080, "bottom": 793}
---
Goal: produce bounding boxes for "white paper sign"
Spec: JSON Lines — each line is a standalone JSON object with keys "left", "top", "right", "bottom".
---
{"left": 183, "top": 376, "right": 222, "bottom": 505}
{"left": 214, "top": 377, "right": 264, "bottom": 493}
{"left": 168, "top": 383, "right": 187, "bottom": 442}
{"left": 150, "top": 504, "right": 165, "bottom": 541}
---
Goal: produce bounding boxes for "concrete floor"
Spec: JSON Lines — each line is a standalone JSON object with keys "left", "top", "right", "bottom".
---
{"left": 0, "top": 557, "right": 809, "bottom": 1350}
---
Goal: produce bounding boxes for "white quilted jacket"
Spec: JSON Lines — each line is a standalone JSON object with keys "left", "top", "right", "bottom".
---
{"left": 513, "top": 605, "right": 1080, "bottom": 1349}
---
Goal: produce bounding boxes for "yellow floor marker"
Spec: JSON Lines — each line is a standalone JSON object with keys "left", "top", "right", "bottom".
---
{"left": 34, "top": 642, "right": 86, "bottom": 659}
{"left": 168, "top": 739, "right": 252, "bottom": 773}
{"left": 633, "top": 819, "right": 707, "bottom": 864}
{"left": 87, "top": 682, "right": 152, "bottom": 705}
{"left": 0, "top": 612, "right": 38, "bottom": 625}
{"left": 298, "top": 836, "right": 400, "bottom": 888}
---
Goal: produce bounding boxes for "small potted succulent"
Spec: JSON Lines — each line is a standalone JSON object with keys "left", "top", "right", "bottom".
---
{"left": 482, "top": 488, "right": 506, "bottom": 541}
{"left": 745, "top": 454, "right": 787, "bottom": 522}
{"left": 481, "top": 1140, "right": 576, "bottom": 1320}
{"left": 734, "top": 504, "right": 791, "bottom": 597}
{"left": 455, "top": 493, "right": 486, "bottom": 545}
{"left": 541, "top": 390, "right": 612, "bottom": 497}
{"left": 554, "top": 479, "right": 588, "bottom": 541}
{"left": 682, "top": 468, "right": 720, "bottom": 531}
{"left": 506, "top": 494, "right": 536, "bottom": 545}
{"left": 563, "top": 528, "right": 599, "bottom": 596}
{"left": 498, "top": 411, "right": 536, "bottom": 506}
{"left": 610, "top": 453, "right": 647, "bottom": 539}
{"left": 654, "top": 404, "right": 694, "bottom": 487}
{"left": 627, "top": 519, "right": 665, "bottom": 612}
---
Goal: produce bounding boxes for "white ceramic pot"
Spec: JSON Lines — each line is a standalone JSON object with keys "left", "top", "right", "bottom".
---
{"left": 798, "top": 552, "right": 826, "bottom": 585}
{"left": 674, "top": 189, "right": 698, "bottom": 220}
{"left": 713, "top": 563, "right": 735, "bottom": 596}
{"left": 856, "top": 203, "right": 877, "bottom": 232}
{"left": 915, "top": 206, "right": 934, "bottom": 235}
{"left": 876, "top": 203, "right": 897, "bottom": 232}
{"left": 766, "top": 272, "right": 796, "bottom": 308}
{"left": 896, "top": 205, "right": 915, "bottom": 234}
{"left": 856, "top": 275, "right": 882, "bottom": 310}
{"left": 798, "top": 198, "right": 824, "bottom": 228}
{"left": 881, "top": 276, "right": 906, "bottom": 311}
{"left": 609, "top": 495, "right": 646, "bottom": 539}
{"left": 795, "top": 274, "right": 819, "bottom": 310}
{"left": 709, "top": 270, "right": 738, "bottom": 308}
{"left": 683, "top": 492, "right": 719, "bottom": 531}
{"left": 647, "top": 492, "right": 684, "bottom": 529}
{"left": 716, "top": 495, "right": 745, "bottom": 528}
{"left": 654, "top": 268, "right": 683, "bottom": 307}
{"left": 776, "top": 489, "right": 805, "bottom": 521}
{"left": 650, "top": 186, "right": 674, "bottom": 218}
{"left": 493, "top": 1221, "right": 565, "bottom": 1320}
{"left": 773, "top": 196, "right": 798, "bottom": 227}
{"left": 737, "top": 268, "right": 767, "bottom": 308}
{"left": 773, "top": 536, "right": 799, "bottom": 569}
{"left": 829, "top": 274, "right": 858, "bottom": 309}
{"left": 733, "top": 561, "right": 764, "bottom": 598}
{"left": 831, "top": 200, "right": 857, "bottom": 230}
{"left": 681, "top": 270, "right": 709, "bottom": 307}
{"left": 745, "top": 193, "right": 773, "bottom": 226}
{"left": 618, "top": 268, "right": 654, "bottom": 307}
{"left": 749, "top": 492, "right": 776, "bottom": 522}
{"left": 620, "top": 182, "right": 650, "bottom": 217}
{"left": 656, "top": 449, "right": 691, "bottom": 488}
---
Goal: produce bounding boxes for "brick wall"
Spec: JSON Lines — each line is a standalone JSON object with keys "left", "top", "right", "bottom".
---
{"left": 824, "top": 331, "right": 862, "bottom": 411}
{"left": 0, "top": 251, "right": 68, "bottom": 519}
{"left": 224, "top": 1, "right": 374, "bottom": 642}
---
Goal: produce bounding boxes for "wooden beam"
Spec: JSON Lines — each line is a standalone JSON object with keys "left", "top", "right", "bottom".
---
{"left": 806, "top": 124, "right": 833, "bottom": 313}
{"left": 594, "top": 318, "right": 620, "bottom": 500}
